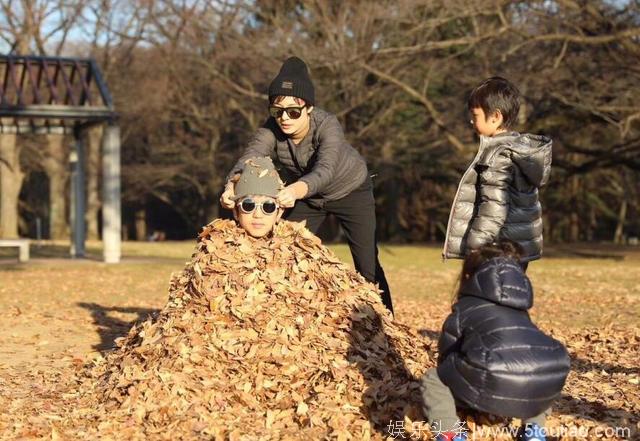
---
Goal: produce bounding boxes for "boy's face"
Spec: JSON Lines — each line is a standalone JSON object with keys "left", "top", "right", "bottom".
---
{"left": 470, "top": 107, "right": 504, "bottom": 137}
{"left": 234, "top": 195, "right": 283, "bottom": 238}
{"left": 270, "top": 96, "right": 314, "bottom": 138}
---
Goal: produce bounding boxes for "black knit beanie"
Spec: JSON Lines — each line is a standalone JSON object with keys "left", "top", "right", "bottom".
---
{"left": 268, "top": 57, "right": 315, "bottom": 106}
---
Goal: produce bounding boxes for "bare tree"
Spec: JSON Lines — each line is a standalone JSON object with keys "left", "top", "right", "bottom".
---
{"left": 5, "top": 0, "right": 639, "bottom": 241}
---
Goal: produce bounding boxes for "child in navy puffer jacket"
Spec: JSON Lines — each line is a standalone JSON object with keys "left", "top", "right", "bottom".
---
{"left": 421, "top": 241, "right": 570, "bottom": 441}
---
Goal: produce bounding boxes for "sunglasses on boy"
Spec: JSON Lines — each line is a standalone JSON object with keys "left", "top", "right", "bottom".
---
{"left": 238, "top": 198, "right": 279, "bottom": 215}
{"left": 269, "top": 106, "right": 306, "bottom": 120}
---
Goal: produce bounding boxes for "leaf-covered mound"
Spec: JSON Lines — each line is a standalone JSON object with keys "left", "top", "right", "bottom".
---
{"left": 71, "top": 219, "right": 431, "bottom": 440}
{"left": 1, "top": 220, "right": 638, "bottom": 440}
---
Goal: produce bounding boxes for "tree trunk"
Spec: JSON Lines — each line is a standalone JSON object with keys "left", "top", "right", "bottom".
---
{"left": 542, "top": 213, "right": 551, "bottom": 244}
{"left": 85, "top": 126, "right": 103, "bottom": 240}
{"left": 205, "top": 179, "right": 221, "bottom": 222}
{"left": 569, "top": 175, "right": 580, "bottom": 241}
{"left": 205, "top": 133, "right": 222, "bottom": 222}
{"left": 43, "top": 133, "right": 69, "bottom": 239}
{"left": 587, "top": 206, "right": 596, "bottom": 242}
{"left": 135, "top": 208, "right": 147, "bottom": 241}
{"left": 429, "top": 219, "right": 437, "bottom": 242}
{"left": 613, "top": 199, "right": 627, "bottom": 244}
{"left": 0, "top": 133, "right": 24, "bottom": 238}
{"left": 380, "top": 141, "right": 399, "bottom": 241}
{"left": 569, "top": 213, "right": 579, "bottom": 242}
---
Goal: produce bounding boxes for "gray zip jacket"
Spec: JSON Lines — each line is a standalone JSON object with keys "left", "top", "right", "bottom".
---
{"left": 227, "top": 108, "right": 368, "bottom": 207}
{"left": 443, "top": 132, "right": 552, "bottom": 261}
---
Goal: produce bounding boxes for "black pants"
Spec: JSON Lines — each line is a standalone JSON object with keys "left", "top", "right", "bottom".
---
{"left": 284, "top": 179, "right": 394, "bottom": 314}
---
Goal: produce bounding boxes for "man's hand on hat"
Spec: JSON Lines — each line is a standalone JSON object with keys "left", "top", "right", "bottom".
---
{"left": 277, "top": 181, "right": 308, "bottom": 208}
{"left": 277, "top": 187, "right": 297, "bottom": 208}
{"left": 220, "top": 176, "right": 239, "bottom": 209}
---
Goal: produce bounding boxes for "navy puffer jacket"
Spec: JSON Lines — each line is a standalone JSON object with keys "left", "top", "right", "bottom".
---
{"left": 437, "top": 257, "right": 570, "bottom": 419}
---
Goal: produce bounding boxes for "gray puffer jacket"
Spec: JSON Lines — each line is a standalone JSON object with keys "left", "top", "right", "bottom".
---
{"left": 443, "top": 132, "right": 552, "bottom": 262}
{"left": 227, "top": 108, "right": 368, "bottom": 207}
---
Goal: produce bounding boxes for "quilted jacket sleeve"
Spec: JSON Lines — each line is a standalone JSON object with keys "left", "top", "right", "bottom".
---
{"left": 437, "top": 305, "right": 463, "bottom": 364}
{"left": 466, "top": 149, "right": 513, "bottom": 250}
{"left": 298, "top": 114, "right": 344, "bottom": 197}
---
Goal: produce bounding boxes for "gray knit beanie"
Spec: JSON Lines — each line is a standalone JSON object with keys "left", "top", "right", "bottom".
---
{"left": 233, "top": 157, "right": 284, "bottom": 200}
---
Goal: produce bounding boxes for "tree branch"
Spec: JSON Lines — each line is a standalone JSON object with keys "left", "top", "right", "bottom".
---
{"left": 359, "top": 62, "right": 467, "bottom": 152}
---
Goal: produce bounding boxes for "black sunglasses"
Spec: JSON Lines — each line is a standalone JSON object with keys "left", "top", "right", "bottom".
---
{"left": 269, "top": 106, "right": 305, "bottom": 120}
{"left": 239, "top": 198, "right": 279, "bottom": 215}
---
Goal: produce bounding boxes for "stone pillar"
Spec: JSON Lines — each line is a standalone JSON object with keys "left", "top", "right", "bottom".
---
{"left": 102, "top": 123, "right": 121, "bottom": 263}
{"left": 0, "top": 130, "right": 23, "bottom": 238}
{"left": 70, "top": 128, "right": 86, "bottom": 257}
{"left": 85, "top": 125, "right": 103, "bottom": 240}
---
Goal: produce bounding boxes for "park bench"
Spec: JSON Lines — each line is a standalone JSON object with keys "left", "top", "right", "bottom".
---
{"left": 0, "top": 239, "right": 30, "bottom": 262}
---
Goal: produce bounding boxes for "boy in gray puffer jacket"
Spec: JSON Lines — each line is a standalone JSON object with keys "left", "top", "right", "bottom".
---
{"left": 443, "top": 77, "right": 552, "bottom": 267}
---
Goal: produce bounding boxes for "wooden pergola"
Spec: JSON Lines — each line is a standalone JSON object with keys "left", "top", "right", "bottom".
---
{"left": 0, "top": 54, "right": 121, "bottom": 263}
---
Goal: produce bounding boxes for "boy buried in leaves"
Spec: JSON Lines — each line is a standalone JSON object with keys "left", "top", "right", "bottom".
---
{"left": 55, "top": 157, "right": 412, "bottom": 439}
{"left": 229, "top": 156, "right": 286, "bottom": 238}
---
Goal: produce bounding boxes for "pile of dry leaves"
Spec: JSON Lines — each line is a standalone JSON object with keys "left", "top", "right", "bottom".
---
{"left": 1, "top": 219, "right": 638, "bottom": 440}
{"left": 60, "top": 219, "right": 430, "bottom": 439}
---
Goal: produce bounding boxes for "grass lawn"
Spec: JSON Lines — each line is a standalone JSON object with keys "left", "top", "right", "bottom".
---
{"left": 1, "top": 239, "right": 638, "bottom": 364}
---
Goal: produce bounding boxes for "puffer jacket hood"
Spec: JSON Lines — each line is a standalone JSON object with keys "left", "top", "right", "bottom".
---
{"left": 459, "top": 257, "right": 533, "bottom": 310}
{"left": 502, "top": 133, "right": 552, "bottom": 188}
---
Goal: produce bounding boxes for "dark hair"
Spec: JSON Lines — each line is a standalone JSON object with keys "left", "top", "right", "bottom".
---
{"left": 468, "top": 77, "right": 520, "bottom": 130}
{"left": 453, "top": 240, "right": 523, "bottom": 301}
{"left": 269, "top": 95, "right": 306, "bottom": 106}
